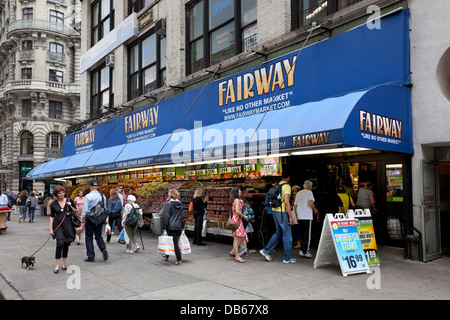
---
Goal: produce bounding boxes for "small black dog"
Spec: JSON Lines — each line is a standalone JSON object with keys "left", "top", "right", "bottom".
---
{"left": 20, "top": 256, "right": 36, "bottom": 270}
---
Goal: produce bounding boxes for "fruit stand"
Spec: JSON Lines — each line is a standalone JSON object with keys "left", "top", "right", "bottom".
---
{"left": 0, "top": 208, "right": 10, "bottom": 233}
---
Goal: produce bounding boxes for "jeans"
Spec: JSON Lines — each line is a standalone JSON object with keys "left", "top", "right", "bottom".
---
{"left": 85, "top": 220, "right": 106, "bottom": 260}
{"left": 28, "top": 207, "right": 35, "bottom": 221}
{"left": 263, "top": 211, "right": 292, "bottom": 261}
{"left": 107, "top": 212, "right": 122, "bottom": 242}
{"left": 19, "top": 205, "right": 27, "bottom": 219}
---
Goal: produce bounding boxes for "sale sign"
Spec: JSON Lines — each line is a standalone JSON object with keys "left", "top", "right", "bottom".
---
{"left": 314, "top": 214, "right": 370, "bottom": 277}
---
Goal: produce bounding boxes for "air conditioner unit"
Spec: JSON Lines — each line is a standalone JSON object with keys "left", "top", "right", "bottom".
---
{"left": 105, "top": 54, "right": 114, "bottom": 68}
{"left": 155, "top": 19, "right": 166, "bottom": 37}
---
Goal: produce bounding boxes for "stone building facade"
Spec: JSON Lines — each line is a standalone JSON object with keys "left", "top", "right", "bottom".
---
{"left": 0, "top": 0, "right": 82, "bottom": 193}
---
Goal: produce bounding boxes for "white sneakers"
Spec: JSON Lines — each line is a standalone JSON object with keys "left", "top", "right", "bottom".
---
{"left": 299, "top": 251, "right": 313, "bottom": 258}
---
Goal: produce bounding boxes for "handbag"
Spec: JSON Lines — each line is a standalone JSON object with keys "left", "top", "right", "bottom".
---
{"left": 178, "top": 231, "right": 191, "bottom": 254}
{"left": 71, "top": 212, "right": 82, "bottom": 228}
{"left": 157, "top": 231, "right": 175, "bottom": 256}
{"left": 85, "top": 195, "right": 108, "bottom": 226}
{"left": 225, "top": 207, "right": 240, "bottom": 231}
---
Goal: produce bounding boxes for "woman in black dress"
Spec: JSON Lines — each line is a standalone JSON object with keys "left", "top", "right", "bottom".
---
{"left": 192, "top": 188, "right": 208, "bottom": 246}
{"left": 49, "top": 185, "right": 77, "bottom": 274}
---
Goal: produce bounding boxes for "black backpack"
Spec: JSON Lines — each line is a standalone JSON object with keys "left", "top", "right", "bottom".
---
{"left": 267, "top": 183, "right": 287, "bottom": 208}
{"left": 86, "top": 194, "right": 108, "bottom": 226}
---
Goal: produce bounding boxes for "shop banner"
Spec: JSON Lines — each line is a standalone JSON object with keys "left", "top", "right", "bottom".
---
{"left": 63, "top": 10, "right": 411, "bottom": 157}
{"left": 314, "top": 214, "right": 370, "bottom": 277}
{"left": 348, "top": 209, "right": 381, "bottom": 266}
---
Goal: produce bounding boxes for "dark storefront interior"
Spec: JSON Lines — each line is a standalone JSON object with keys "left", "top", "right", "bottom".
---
{"left": 283, "top": 150, "right": 412, "bottom": 250}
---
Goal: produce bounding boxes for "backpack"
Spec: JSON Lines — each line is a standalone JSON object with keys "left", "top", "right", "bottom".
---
{"left": 85, "top": 194, "right": 108, "bottom": 226}
{"left": 267, "top": 183, "right": 287, "bottom": 208}
{"left": 125, "top": 204, "right": 139, "bottom": 228}
{"left": 243, "top": 203, "right": 254, "bottom": 221}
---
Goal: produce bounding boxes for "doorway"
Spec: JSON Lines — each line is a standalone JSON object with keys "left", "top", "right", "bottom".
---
{"left": 439, "top": 163, "right": 450, "bottom": 257}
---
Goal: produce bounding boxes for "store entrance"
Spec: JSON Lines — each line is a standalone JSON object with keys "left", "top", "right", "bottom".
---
{"left": 439, "top": 163, "right": 450, "bottom": 257}
{"left": 287, "top": 153, "right": 412, "bottom": 249}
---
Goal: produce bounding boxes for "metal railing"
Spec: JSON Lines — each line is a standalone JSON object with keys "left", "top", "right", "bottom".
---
{"left": 8, "top": 19, "right": 80, "bottom": 36}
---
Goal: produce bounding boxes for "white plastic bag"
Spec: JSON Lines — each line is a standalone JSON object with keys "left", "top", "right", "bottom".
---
{"left": 201, "top": 213, "right": 207, "bottom": 238}
{"left": 105, "top": 224, "right": 111, "bottom": 235}
{"left": 117, "top": 229, "right": 129, "bottom": 244}
{"left": 178, "top": 231, "right": 191, "bottom": 254}
{"left": 157, "top": 231, "right": 175, "bottom": 256}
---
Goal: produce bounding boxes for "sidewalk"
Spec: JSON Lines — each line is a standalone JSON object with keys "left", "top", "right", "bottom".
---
{"left": 1, "top": 212, "right": 449, "bottom": 300}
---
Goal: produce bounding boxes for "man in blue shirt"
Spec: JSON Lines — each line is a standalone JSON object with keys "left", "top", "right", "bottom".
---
{"left": 81, "top": 181, "right": 108, "bottom": 262}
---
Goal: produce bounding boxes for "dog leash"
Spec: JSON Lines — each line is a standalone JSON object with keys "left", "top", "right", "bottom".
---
{"left": 29, "top": 213, "right": 67, "bottom": 257}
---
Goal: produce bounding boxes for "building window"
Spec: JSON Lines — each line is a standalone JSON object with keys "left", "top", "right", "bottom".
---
{"left": 22, "top": 100, "right": 32, "bottom": 117}
{"left": 23, "top": 8, "right": 33, "bottom": 20}
{"left": 50, "top": 10, "right": 64, "bottom": 24}
{"left": 49, "top": 101, "right": 63, "bottom": 119}
{"left": 21, "top": 68, "right": 32, "bottom": 80}
{"left": 128, "top": 31, "right": 166, "bottom": 100}
{"left": 186, "top": 0, "right": 258, "bottom": 75}
{"left": 292, "top": 0, "right": 364, "bottom": 29}
{"left": 91, "top": 0, "right": 115, "bottom": 46}
{"left": 22, "top": 40, "right": 33, "bottom": 50}
{"left": 129, "top": 0, "right": 154, "bottom": 14}
{"left": 91, "top": 64, "right": 114, "bottom": 116}
{"left": 49, "top": 42, "right": 64, "bottom": 62}
{"left": 20, "top": 131, "right": 34, "bottom": 155}
{"left": 49, "top": 69, "right": 63, "bottom": 82}
{"left": 47, "top": 133, "right": 62, "bottom": 149}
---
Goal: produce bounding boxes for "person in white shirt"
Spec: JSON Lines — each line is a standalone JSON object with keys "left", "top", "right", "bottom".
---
{"left": 294, "top": 180, "right": 319, "bottom": 258}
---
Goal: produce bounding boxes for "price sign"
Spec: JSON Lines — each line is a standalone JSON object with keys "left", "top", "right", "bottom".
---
{"left": 348, "top": 209, "right": 381, "bottom": 266}
{"left": 314, "top": 214, "right": 370, "bottom": 277}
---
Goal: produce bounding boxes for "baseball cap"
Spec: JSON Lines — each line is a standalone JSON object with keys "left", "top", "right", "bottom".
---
{"left": 89, "top": 181, "right": 98, "bottom": 186}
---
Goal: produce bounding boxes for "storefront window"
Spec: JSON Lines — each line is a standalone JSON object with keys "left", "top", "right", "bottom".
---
{"left": 386, "top": 164, "right": 404, "bottom": 202}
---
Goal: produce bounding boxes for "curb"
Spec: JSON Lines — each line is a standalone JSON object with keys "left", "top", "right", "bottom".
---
{"left": 0, "top": 273, "right": 23, "bottom": 300}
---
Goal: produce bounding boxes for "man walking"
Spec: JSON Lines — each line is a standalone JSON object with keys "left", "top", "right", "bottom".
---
{"left": 260, "top": 171, "right": 297, "bottom": 264}
{"left": 294, "top": 180, "right": 319, "bottom": 258}
{"left": 81, "top": 181, "right": 108, "bottom": 262}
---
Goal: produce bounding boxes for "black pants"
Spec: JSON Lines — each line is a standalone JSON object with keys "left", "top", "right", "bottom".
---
{"left": 193, "top": 214, "right": 204, "bottom": 244}
{"left": 167, "top": 229, "right": 182, "bottom": 262}
{"left": 298, "top": 220, "right": 312, "bottom": 254}
{"left": 55, "top": 239, "right": 70, "bottom": 259}
{"left": 107, "top": 212, "right": 123, "bottom": 242}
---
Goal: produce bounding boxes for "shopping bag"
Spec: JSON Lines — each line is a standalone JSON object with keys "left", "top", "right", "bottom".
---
{"left": 157, "top": 232, "right": 175, "bottom": 256}
{"left": 105, "top": 224, "right": 111, "bottom": 235}
{"left": 201, "top": 213, "right": 207, "bottom": 238}
{"left": 117, "top": 229, "right": 129, "bottom": 244}
{"left": 178, "top": 231, "right": 191, "bottom": 254}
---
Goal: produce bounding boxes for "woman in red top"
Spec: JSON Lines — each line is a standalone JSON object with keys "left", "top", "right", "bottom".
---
{"left": 228, "top": 187, "right": 248, "bottom": 263}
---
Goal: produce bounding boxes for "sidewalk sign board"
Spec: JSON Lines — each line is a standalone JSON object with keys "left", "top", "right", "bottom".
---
{"left": 314, "top": 213, "right": 370, "bottom": 277}
{"left": 348, "top": 209, "right": 381, "bottom": 266}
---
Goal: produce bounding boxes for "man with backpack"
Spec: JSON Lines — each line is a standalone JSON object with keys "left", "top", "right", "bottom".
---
{"left": 123, "top": 195, "right": 143, "bottom": 254}
{"left": 81, "top": 181, "right": 109, "bottom": 262}
{"left": 260, "top": 171, "right": 297, "bottom": 264}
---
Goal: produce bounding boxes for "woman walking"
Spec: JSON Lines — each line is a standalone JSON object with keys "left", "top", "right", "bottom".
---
{"left": 17, "top": 190, "right": 28, "bottom": 223}
{"left": 73, "top": 190, "right": 85, "bottom": 245}
{"left": 107, "top": 189, "right": 123, "bottom": 244}
{"left": 192, "top": 188, "right": 208, "bottom": 246}
{"left": 228, "top": 187, "right": 248, "bottom": 263}
{"left": 49, "top": 185, "right": 77, "bottom": 274}
{"left": 26, "top": 192, "right": 37, "bottom": 223}
{"left": 122, "top": 195, "right": 142, "bottom": 253}
{"left": 161, "top": 188, "right": 185, "bottom": 265}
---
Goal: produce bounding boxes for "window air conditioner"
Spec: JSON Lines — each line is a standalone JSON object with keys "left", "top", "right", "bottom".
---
{"left": 105, "top": 54, "right": 115, "bottom": 68}
{"left": 155, "top": 19, "right": 166, "bottom": 37}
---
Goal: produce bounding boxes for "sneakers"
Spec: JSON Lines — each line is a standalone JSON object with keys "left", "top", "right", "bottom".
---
{"left": 259, "top": 249, "right": 273, "bottom": 262}
{"left": 299, "top": 250, "right": 313, "bottom": 258}
{"left": 283, "top": 258, "right": 298, "bottom": 264}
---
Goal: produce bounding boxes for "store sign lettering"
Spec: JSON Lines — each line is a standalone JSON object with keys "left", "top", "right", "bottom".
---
{"left": 124, "top": 105, "right": 159, "bottom": 134}
{"left": 360, "top": 110, "right": 402, "bottom": 139}
{"left": 218, "top": 56, "right": 297, "bottom": 107}
{"left": 211, "top": 0, "right": 231, "bottom": 17}
{"left": 292, "top": 131, "right": 330, "bottom": 147}
{"left": 75, "top": 128, "right": 95, "bottom": 147}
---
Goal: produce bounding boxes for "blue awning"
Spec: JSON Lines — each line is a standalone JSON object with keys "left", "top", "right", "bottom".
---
{"left": 27, "top": 85, "right": 412, "bottom": 180}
